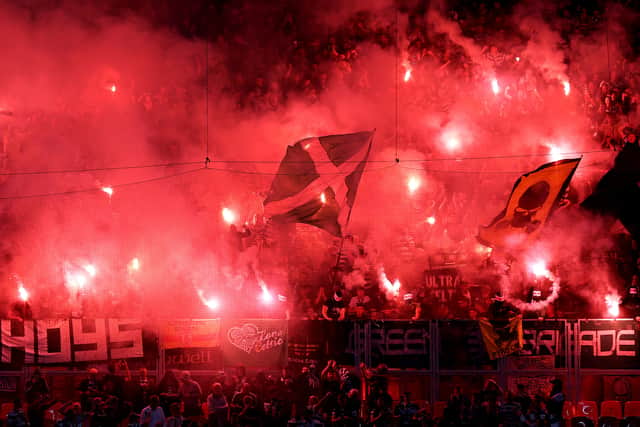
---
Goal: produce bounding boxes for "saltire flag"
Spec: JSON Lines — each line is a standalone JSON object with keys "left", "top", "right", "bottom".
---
{"left": 264, "top": 131, "right": 374, "bottom": 236}
{"left": 479, "top": 316, "right": 523, "bottom": 360}
{"left": 581, "top": 143, "right": 640, "bottom": 242}
{"left": 478, "top": 158, "right": 580, "bottom": 248}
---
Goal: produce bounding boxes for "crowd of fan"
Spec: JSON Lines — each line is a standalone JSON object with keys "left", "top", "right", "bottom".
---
{"left": 3, "top": 360, "right": 571, "bottom": 427}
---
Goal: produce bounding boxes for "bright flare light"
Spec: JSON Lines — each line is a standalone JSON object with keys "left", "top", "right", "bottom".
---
{"left": 605, "top": 293, "right": 621, "bottom": 318}
{"left": 110, "top": 84, "right": 117, "bottom": 93}
{"left": 407, "top": 176, "right": 421, "bottom": 195}
{"left": 444, "top": 134, "right": 461, "bottom": 151}
{"left": 441, "top": 128, "right": 463, "bottom": 152}
{"left": 547, "top": 143, "right": 572, "bottom": 162}
{"left": 426, "top": 216, "right": 436, "bottom": 225}
{"left": 403, "top": 67, "right": 412, "bottom": 83}
{"left": 259, "top": 281, "right": 274, "bottom": 304}
{"left": 320, "top": 192, "right": 327, "bottom": 204}
{"left": 84, "top": 264, "right": 97, "bottom": 277}
{"left": 67, "top": 272, "right": 87, "bottom": 290}
{"left": 380, "top": 270, "right": 401, "bottom": 297}
{"left": 515, "top": 56, "right": 520, "bottom": 62}
{"left": 102, "top": 187, "right": 113, "bottom": 197}
{"left": 529, "top": 259, "right": 551, "bottom": 279}
{"left": 562, "top": 81, "right": 571, "bottom": 96}
{"left": 129, "top": 257, "right": 140, "bottom": 271}
{"left": 197, "top": 290, "right": 220, "bottom": 311}
{"left": 222, "top": 207, "right": 237, "bottom": 224}
{"left": 18, "top": 285, "right": 29, "bottom": 302}
{"left": 491, "top": 78, "right": 500, "bottom": 95}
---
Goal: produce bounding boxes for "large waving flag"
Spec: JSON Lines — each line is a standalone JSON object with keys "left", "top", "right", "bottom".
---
{"left": 582, "top": 143, "right": 640, "bottom": 241}
{"left": 264, "top": 131, "right": 374, "bottom": 236}
{"left": 478, "top": 158, "right": 580, "bottom": 248}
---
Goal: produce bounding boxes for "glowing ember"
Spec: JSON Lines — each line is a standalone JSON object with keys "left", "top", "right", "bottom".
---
{"left": 562, "top": 80, "right": 571, "bottom": 96}
{"left": 320, "top": 192, "right": 327, "bottom": 204}
{"left": 605, "top": 293, "right": 620, "bottom": 318}
{"left": 380, "top": 270, "right": 401, "bottom": 297}
{"left": 403, "top": 67, "right": 412, "bottom": 83}
{"left": 491, "top": 78, "right": 500, "bottom": 95}
{"left": 101, "top": 187, "right": 113, "bottom": 197}
{"left": 529, "top": 259, "right": 551, "bottom": 279}
{"left": 426, "top": 216, "right": 436, "bottom": 225}
{"left": 129, "top": 257, "right": 140, "bottom": 271}
{"left": 222, "top": 207, "right": 237, "bottom": 224}
{"left": 18, "top": 285, "right": 29, "bottom": 302}
{"left": 84, "top": 264, "right": 97, "bottom": 277}
{"left": 407, "top": 176, "right": 421, "bottom": 194}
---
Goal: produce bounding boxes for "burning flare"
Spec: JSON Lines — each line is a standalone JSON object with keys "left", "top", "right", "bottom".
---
{"left": 101, "top": 187, "right": 114, "bottom": 197}
{"left": 379, "top": 269, "right": 401, "bottom": 297}
{"left": 605, "top": 293, "right": 620, "bottom": 318}
{"left": 403, "top": 67, "right": 412, "bottom": 83}
{"left": 320, "top": 192, "right": 327, "bottom": 204}
{"left": 407, "top": 176, "right": 421, "bottom": 195}
{"left": 84, "top": 264, "right": 97, "bottom": 277}
{"left": 66, "top": 271, "right": 87, "bottom": 290}
{"left": 562, "top": 80, "right": 571, "bottom": 96}
{"left": 259, "top": 280, "right": 274, "bottom": 304}
{"left": 491, "top": 78, "right": 500, "bottom": 95}
{"left": 426, "top": 216, "right": 436, "bottom": 225}
{"left": 129, "top": 257, "right": 140, "bottom": 272}
{"left": 18, "top": 285, "right": 29, "bottom": 302}
{"left": 222, "top": 207, "right": 237, "bottom": 224}
{"left": 197, "top": 289, "right": 220, "bottom": 311}
{"left": 547, "top": 143, "right": 572, "bottom": 162}
{"left": 529, "top": 259, "right": 552, "bottom": 279}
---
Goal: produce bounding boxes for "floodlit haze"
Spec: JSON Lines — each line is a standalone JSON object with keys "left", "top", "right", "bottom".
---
{"left": 0, "top": 0, "right": 635, "bottom": 319}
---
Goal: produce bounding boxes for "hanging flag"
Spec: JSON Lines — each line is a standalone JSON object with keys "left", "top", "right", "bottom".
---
{"left": 264, "top": 131, "right": 374, "bottom": 236}
{"left": 581, "top": 143, "right": 640, "bottom": 241}
{"left": 479, "top": 316, "right": 523, "bottom": 360}
{"left": 478, "top": 158, "right": 580, "bottom": 248}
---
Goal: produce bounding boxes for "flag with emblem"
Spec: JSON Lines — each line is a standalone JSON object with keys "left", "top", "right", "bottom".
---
{"left": 264, "top": 131, "right": 374, "bottom": 236}
{"left": 478, "top": 158, "right": 580, "bottom": 248}
{"left": 479, "top": 316, "right": 523, "bottom": 360}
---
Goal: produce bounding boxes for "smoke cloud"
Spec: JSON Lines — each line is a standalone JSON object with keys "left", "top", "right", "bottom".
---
{"left": 0, "top": 0, "right": 635, "bottom": 320}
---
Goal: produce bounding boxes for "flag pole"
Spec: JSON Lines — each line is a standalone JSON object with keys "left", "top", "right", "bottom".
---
{"left": 333, "top": 131, "right": 375, "bottom": 273}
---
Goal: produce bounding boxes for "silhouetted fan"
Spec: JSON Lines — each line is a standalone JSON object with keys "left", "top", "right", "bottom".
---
{"left": 622, "top": 416, "right": 640, "bottom": 427}
{"left": 571, "top": 416, "right": 595, "bottom": 427}
{"left": 598, "top": 416, "right": 621, "bottom": 427}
